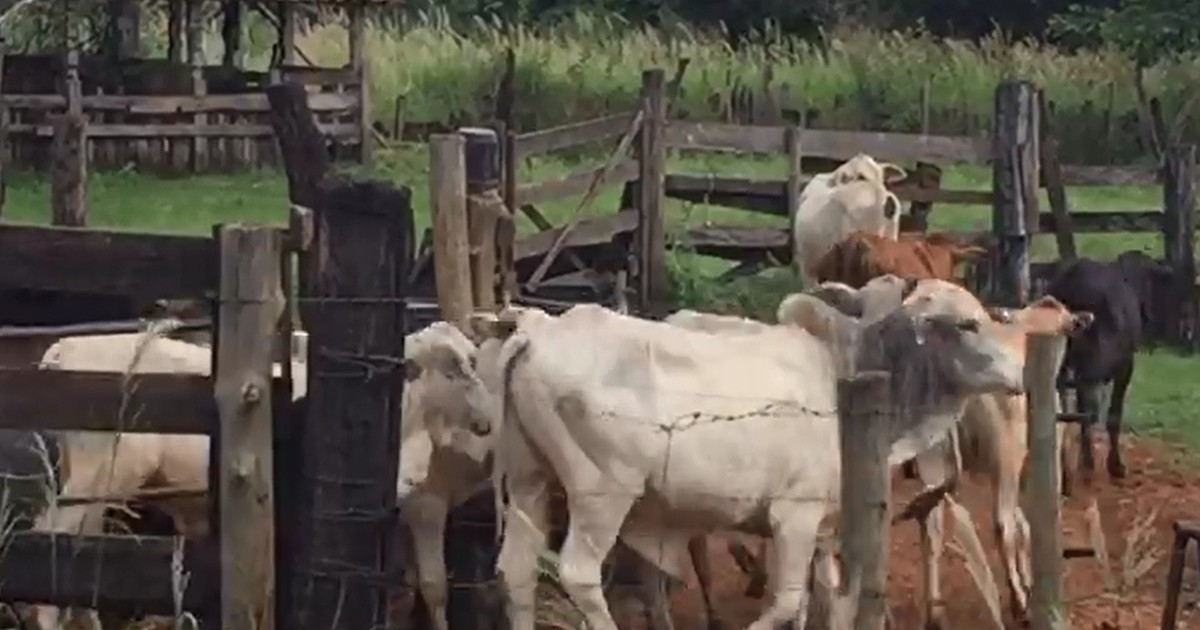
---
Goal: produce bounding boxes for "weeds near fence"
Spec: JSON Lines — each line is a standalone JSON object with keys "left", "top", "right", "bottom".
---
{"left": 1069, "top": 498, "right": 1164, "bottom": 627}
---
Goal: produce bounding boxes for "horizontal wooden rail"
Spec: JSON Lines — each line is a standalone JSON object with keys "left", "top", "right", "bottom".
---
{"left": 10, "top": 122, "right": 360, "bottom": 140}
{"left": 0, "top": 368, "right": 214, "bottom": 433}
{"left": 2, "top": 92, "right": 358, "bottom": 115}
{"left": 513, "top": 111, "right": 638, "bottom": 159}
{"left": 0, "top": 224, "right": 217, "bottom": 297}
{"left": 515, "top": 158, "right": 640, "bottom": 205}
{"left": 665, "top": 121, "right": 992, "bottom": 164}
{"left": 515, "top": 209, "right": 639, "bottom": 261}
{"left": 0, "top": 533, "right": 216, "bottom": 614}
{"left": 675, "top": 224, "right": 791, "bottom": 260}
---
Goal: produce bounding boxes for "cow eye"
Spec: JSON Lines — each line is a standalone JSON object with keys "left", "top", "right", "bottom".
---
{"left": 956, "top": 318, "right": 981, "bottom": 333}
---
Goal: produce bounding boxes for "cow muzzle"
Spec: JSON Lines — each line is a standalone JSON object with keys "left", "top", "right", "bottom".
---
{"left": 883, "top": 195, "right": 899, "bottom": 220}
{"left": 468, "top": 416, "right": 492, "bottom": 437}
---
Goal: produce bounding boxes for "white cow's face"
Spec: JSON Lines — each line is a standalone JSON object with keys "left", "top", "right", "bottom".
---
{"left": 404, "top": 322, "right": 493, "bottom": 438}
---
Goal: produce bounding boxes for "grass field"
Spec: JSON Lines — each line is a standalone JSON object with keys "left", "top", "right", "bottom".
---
{"left": 3, "top": 146, "right": 1196, "bottom": 451}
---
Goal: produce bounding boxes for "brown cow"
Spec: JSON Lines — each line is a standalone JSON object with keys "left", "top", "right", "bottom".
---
{"left": 813, "top": 230, "right": 989, "bottom": 288}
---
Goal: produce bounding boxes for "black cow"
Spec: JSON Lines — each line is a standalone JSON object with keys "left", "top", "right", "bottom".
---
{"left": 1046, "top": 250, "right": 1170, "bottom": 492}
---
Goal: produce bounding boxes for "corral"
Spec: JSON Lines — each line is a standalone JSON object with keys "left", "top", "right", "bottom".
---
{"left": 0, "top": 17, "right": 1197, "bottom": 627}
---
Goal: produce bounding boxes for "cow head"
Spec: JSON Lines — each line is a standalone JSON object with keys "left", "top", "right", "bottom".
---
{"left": 404, "top": 322, "right": 494, "bottom": 439}
{"left": 798, "top": 274, "right": 919, "bottom": 321}
{"left": 831, "top": 153, "right": 908, "bottom": 188}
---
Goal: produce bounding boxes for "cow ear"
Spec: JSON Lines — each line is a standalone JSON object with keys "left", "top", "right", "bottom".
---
{"left": 801, "top": 283, "right": 863, "bottom": 318}
{"left": 1069, "top": 311, "right": 1095, "bottom": 334}
{"left": 985, "top": 307, "right": 1015, "bottom": 324}
{"left": 404, "top": 358, "right": 422, "bottom": 382}
{"left": 778, "top": 293, "right": 859, "bottom": 343}
{"left": 881, "top": 163, "right": 908, "bottom": 185}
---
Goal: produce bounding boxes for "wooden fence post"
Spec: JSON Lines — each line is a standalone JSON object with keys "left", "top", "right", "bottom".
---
{"left": 785, "top": 125, "right": 803, "bottom": 273}
{"left": 430, "top": 133, "right": 474, "bottom": 332}
{"left": 462, "top": 126, "right": 500, "bottom": 311}
{"left": 1163, "top": 145, "right": 1196, "bottom": 350}
{"left": 1026, "top": 333, "right": 1068, "bottom": 630}
{"left": 499, "top": 125, "right": 519, "bottom": 304}
{"left": 638, "top": 69, "right": 667, "bottom": 317}
{"left": 215, "top": 224, "right": 285, "bottom": 630}
{"left": 51, "top": 51, "right": 85, "bottom": 227}
{"left": 838, "top": 370, "right": 892, "bottom": 630}
{"left": 992, "top": 80, "right": 1040, "bottom": 308}
{"left": 300, "top": 176, "right": 412, "bottom": 630}
{"left": 0, "top": 36, "right": 9, "bottom": 219}
{"left": 1038, "top": 92, "right": 1077, "bottom": 265}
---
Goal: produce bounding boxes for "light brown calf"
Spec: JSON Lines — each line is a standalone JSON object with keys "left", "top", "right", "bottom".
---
{"left": 813, "top": 230, "right": 989, "bottom": 289}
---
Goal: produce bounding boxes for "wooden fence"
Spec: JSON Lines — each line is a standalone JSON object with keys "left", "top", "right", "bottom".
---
{"left": 0, "top": 175, "right": 409, "bottom": 629}
{"left": 1, "top": 52, "right": 370, "bottom": 175}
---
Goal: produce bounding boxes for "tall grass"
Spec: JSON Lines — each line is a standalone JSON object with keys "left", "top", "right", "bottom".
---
{"left": 287, "top": 9, "right": 1200, "bottom": 165}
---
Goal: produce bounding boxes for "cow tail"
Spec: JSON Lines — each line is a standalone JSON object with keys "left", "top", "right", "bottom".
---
{"left": 492, "top": 333, "right": 533, "bottom": 544}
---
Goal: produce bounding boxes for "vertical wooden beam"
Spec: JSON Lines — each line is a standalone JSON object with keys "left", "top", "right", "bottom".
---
{"left": 1026, "top": 333, "right": 1068, "bottom": 630}
{"left": 278, "top": 1, "right": 297, "bottom": 65}
{"left": 991, "top": 80, "right": 1039, "bottom": 308}
{"left": 348, "top": 4, "right": 365, "bottom": 71}
{"left": 109, "top": 0, "right": 140, "bottom": 59}
{"left": 430, "top": 133, "right": 474, "bottom": 332}
{"left": 0, "top": 36, "right": 9, "bottom": 219}
{"left": 837, "top": 370, "right": 892, "bottom": 630}
{"left": 462, "top": 127, "right": 499, "bottom": 312}
{"left": 1038, "top": 92, "right": 1077, "bottom": 265}
{"left": 300, "top": 177, "right": 412, "bottom": 630}
{"left": 222, "top": 0, "right": 243, "bottom": 68}
{"left": 1163, "top": 145, "right": 1197, "bottom": 349}
{"left": 215, "top": 224, "right": 284, "bottom": 630}
{"left": 499, "top": 128, "right": 519, "bottom": 304}
{"left": 785, "top": 124, "right": 803, "bottom": 274}
{"left": 168, "top": 0, "right": 185, "bottom": 63}
{"left": 357, "top": 62, "right": 372, "bottom": 167}
{"left": 186, "top": 0, "right": 203, "bottom": 64}
{"left": 637, "top": 69, "right": 667, "bottom": 317}
{"left": 51, "top": 52, "right": 85, "bottom": 227}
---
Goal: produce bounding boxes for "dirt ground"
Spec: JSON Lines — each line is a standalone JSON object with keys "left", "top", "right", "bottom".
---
{"left": 666, "top": 434, "right": 1200, "bottom": 629}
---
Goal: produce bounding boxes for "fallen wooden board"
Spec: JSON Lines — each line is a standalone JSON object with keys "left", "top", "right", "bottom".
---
{"left": 673, "top": 225, "right": 791, "bottom": 261}
{"left": 514, "top": 209, "right": 639, "bottom": 261}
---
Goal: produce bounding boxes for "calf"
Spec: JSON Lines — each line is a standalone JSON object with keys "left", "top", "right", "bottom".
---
{"left": 1046, "top": 250, "right": 1168, "bottom": 489}
{"left": 813, "top": 230, "right": 988, "bottom": 289}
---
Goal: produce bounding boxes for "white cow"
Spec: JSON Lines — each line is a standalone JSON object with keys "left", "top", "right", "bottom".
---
{"left": 481, "top": 296, "right": 1026, "bottom": 630}
{"left": 792, "top": 154, "right": 908, "bottom": 288}
{"left": 27, "top": 329, "right": 309, "bottom": 630}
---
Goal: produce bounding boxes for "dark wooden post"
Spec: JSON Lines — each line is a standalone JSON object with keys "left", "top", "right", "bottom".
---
{"left": 278, "top": 0, "right": 296, "bottom": 65}
{"left": 785, "top": 125, "right": 803, "bottom": 272}
{"left": 430, "top": 133, "right": 473, "bottom": 332}
{"left": 109, "top": 0, "right": 141, "bottom": 60}
{"left": 991, "top": 80, "right": 1040, "bottom": 308}
{"left": 1163, "top": 145, "right": 1196, "bottom": 350}
{"left": 215, "top": 224, "right": 284, "bottom": 630}
{"left": 0, "top": 36, "right": 9, "bottom": 219}
{"left": 1026, "top": 333, "right": 1067, "bottom": 630}
{"left": 51, "top": 51, "right": 85, "bottom": 227}
{"left": 837, "top": 371, "right": 892, "bottom": 630}
{"left": 266, "top": 82, "right": 331, "bottom": 332}
{"left": 299, "top": 176, "right": 412, "bottom": 630}
{"left": 222, "top": 0, "right": 243, "bottom": 68}
{"left": 500, "top": 128, "right": 519, "bottom": 303}
{"left": 167, "top": 0, "right": 185, "bottom": 63}
{"left": 1038, "top": 92, "right": 1077, "bottom": 265}
{"left": 637, "top": 69, "right": 667, "bottom": 317}
{"left": 462, "top": 127, "right": 500, "bottom": 311}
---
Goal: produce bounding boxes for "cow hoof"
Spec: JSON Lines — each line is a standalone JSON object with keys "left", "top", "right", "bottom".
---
{"left": 1108, "top": 458, "right": 1127, "bottom": 479}
{"left": 707, "top": 618, "right": 727, "bottom": 630}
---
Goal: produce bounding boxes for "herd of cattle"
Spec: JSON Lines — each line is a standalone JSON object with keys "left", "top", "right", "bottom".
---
{"left": 0, "top": 153, "right": 1177, "bottom": 629}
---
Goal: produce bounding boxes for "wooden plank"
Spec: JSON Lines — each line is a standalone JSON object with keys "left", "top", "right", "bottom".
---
{"left": 10, "top": 122, "right": 359, "bottom": 139}
{"left": 1058, "top": 164, "right": 1159, "bottom": 187}
{"left": 665, "top": 120, "right": 990, "bottom": 163}
{"left": 1039, "top": 91, "right": 1076, "bottom": 263}
{"left": 0, "top": 224, "right": 217, "bottom": 298}
{"left": 673, "top": 225, "right": 790, "bottom": 261}
{"left": 838, "top": 371, "right": 892, "bottom": 629}
{"left": 639, "top": 70, "right": 668, "bottom": 316}
{"left": 513, "top": 111, "right": 638, "bottom": 159}
{"left": 430, "top": 134, "right": 474, "bottom": 332}
{"left": 1039, "top": 211, "right": 1162, "bottom": 233}
{"left": 464, "top": 128, "right": 499, "bottom": 310}
{"left": 1026, "top": 334, "right": 1068, "bottom": 630}
{"left": 215, "top": 224, "right": 284, "bottom": 630}
{"left": 515, "top": 158, "right": 639, "bottom": 206}
{"left": 1163, "top": 146, "right": 1197, "bottom": 350}
{"left": 50, "top": 113, "right": 87, "bottom": 227}
{"left": 514, "top": 209, "right": 638, "bottom": 262}
{"left": 0, "top": 368, "right": 213, "bottom": 433}
{"left": 1, "top": 93, "right": 358, "bottom": 114}
{"left": 785, "top": 126, "right": 803, "bottom": 272}
{"left": 0, "top": 533, "right": 217, "bottom": 613}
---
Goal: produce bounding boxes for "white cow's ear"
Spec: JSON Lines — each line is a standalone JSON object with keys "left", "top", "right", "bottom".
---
{"left": 404, "top": 358, "right": 422, "bottom": 382}
{"left": 778, "top": 293, "right": 858, "bottom": 343}
{"left": 881, "top": 163, "right": 908, "bottom": 185}
{"left": 800, "top": 283, "right": 863, "bottom": 318}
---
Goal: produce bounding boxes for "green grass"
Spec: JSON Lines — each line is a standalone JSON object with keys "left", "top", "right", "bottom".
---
{"left": 2, "top": 146, "right": 1196, "bottom": 450}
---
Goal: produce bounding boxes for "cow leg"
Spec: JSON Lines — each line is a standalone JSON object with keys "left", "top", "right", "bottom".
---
{"left": 403, "top": 492, "right": 452, "bottom": 630}
{"left": 496, "top": 480, "right": 551, "bottom": 630}
{"left": 745, "top": 503, "right": 822, "bottom": 630}
{"left": 1075, "top": 382, "right": 1102, "bottom": 482}
{"left": 994, "top": 454, "right": 1030, "bottom": 623}
{"left": 687, "top": 535, "right": 723, "bottom": 630}
{"left": 557, "top": 491, "right": 636, "bottom": 630}
{"left": 1106, "top": 358, "right": 1134, "bottom": 480}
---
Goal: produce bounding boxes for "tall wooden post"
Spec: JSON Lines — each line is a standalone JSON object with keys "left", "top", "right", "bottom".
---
{"left": 500, "top": 127, "right": 519, "bottom": 303}
{"left": 167, "top": 0, "right": 185, "bottom": 63}
{"left": 637, "top": 69, "right": 667, "bottom": 316}
{"left": 1026, "top": 333, "right": 1068, "bottom": 630}
{"left": 299, "top": 177, "right": 412, "bottom": 630}
{"left": 992, "top": 80, "right": 1039, "bottom": 308}
{"left": 215, "top": 224, "right": 284, "bottom": 630}
{"left": 109, "top": 0, "right": 141, "bottom": 59}
{"left": 837, "top": 371, "right": 892, "bottom": 630}
{"left": 278, "top": 1, "right": 296, "bottom": 65}
{"left": 51, "top": 51, "right": 86, "bottom": 227}
{"left": 785, "top": 125, "right": 803, "bottom": 273}
{"left": 0, "top": 36, "right": 9, "bottom": 219}
{"left": 222, "top": 0, "right": 243, "bottom": 68}
{"left": 1163, "top": 145, "right": 1197, "bottom": 350}
{"left": 462, "top": 127, "right": 500, "bottom": 312}
{"left": 348, "top": 4, "right": 366, "bottom": 71}
{"left": 430, "top": 134, "right": 474, "bottom": 332}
